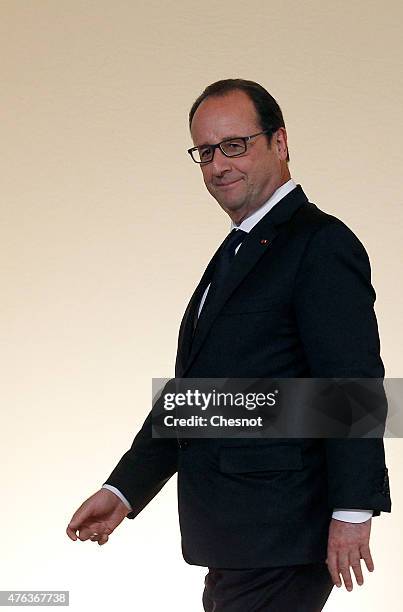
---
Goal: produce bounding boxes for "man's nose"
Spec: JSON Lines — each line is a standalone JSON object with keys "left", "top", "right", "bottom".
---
{"left": 211, "top": 147, "right": 232, "bottom": 175}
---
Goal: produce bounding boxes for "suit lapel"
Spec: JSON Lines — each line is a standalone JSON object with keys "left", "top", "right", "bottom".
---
{"left": 179, "top": 185, "right": 309, "bottom": 375}
{"left": 187, "top": 224, "right": 277, "bottom": 366}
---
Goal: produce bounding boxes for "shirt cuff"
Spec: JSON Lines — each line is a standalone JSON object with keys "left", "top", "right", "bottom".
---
{"left": 102, "top": 484, "right": 133, "bottom": 511}
{"left": 332, "top": 509, "right": 373, "bottom": 523}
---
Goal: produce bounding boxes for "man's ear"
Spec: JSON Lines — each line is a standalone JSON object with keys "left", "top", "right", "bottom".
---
{"left": 275, "top": 127, "right": 289, "bottom": 161}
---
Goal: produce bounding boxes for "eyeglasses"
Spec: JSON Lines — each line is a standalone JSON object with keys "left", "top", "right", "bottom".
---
{"left": 187, "top": 129, "right": 272, "bottom": 164}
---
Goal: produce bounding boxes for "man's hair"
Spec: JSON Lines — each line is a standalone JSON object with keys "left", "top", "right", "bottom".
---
{"left": 189, "top": 78, "right": 289, "bottom": 161}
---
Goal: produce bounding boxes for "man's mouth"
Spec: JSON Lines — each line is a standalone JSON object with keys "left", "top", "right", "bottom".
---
{"left": 215, "top": 178, "right": 242, "bottom": 189}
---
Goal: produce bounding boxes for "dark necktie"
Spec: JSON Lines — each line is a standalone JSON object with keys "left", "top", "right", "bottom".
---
{"left": 198, "top": 228, "right": 247, "bottom": 319}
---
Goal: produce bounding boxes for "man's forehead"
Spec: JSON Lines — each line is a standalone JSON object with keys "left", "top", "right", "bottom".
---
{"left": 191, "top": 90, "right": 260, "bottom": 145}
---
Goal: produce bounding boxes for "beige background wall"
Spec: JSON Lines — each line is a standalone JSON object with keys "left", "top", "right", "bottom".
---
{"left": 1, "top": 1, "right": 402, "bottom": 610}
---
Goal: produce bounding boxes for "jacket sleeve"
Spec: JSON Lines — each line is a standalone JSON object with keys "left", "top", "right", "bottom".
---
{"left": 294, "top": 220, "right": 391, "bottom": 514}
{"left": 104, "top": 405, "right": 178, "bottom": 519}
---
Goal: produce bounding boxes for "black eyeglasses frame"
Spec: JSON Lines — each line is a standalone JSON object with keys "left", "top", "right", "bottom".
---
{"left": 187, "top": 129, "right": 274, "bottom": 164}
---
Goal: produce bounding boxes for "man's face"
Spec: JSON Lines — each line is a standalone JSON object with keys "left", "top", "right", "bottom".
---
{"left": 190, "top": 90, "right": 290, "bottom": 223}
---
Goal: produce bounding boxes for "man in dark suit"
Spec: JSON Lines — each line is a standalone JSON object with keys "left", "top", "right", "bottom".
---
{"left": 66, "top": 79, "right": 391, "bottom": 611}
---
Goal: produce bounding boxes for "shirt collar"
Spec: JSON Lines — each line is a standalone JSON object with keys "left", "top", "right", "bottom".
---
{"left": 231, "top": 178, "right": 297, "bottom": 233}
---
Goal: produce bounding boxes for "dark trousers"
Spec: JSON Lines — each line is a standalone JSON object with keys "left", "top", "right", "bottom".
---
{"left": 203, "top": 563, "right": 334, "bottom": 612}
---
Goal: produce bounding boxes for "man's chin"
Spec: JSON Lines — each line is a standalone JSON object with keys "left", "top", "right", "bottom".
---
{"left": 213, "top": 191, "right": 244, "bottom": 209}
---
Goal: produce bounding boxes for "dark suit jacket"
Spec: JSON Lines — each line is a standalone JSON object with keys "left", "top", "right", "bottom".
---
{"left": 105, "top": 185, "right": 391, "bottom": 568}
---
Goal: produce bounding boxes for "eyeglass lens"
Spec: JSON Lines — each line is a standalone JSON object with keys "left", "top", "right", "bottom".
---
{"left": 194, "top": 138, "right": 246, "bottom": 163}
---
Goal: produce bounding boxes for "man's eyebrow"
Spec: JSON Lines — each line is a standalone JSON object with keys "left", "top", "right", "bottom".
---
{"left": 195, "top": 135, "right": 243, "bottom": 148}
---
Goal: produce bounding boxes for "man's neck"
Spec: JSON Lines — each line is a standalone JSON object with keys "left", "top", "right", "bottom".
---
{"left": 231, "top": 178, "right": 297, "bottom": 233}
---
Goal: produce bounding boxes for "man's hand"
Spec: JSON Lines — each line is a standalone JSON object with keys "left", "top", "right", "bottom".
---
{"left": 326, "top": 518, "right": 373, "bottom": 591}
{"left": 66, "top": 488, "right": 129, "bottom": 546}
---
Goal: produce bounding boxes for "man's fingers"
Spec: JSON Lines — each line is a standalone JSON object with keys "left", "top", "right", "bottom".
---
{"left": 87, "top": 530, "right": 110, "bottom": 545}
{"left": 66, "top": 523, "right": 91, "bottom": 541}
{"left": 338, "top": 553, "right": 354, "bottom": 591}
{"left": 77, "top": 526, "right": 100, "bottom": 541}
{"left": 98, "top": 534, "right": 109, "bottom": 546}
{"left": 66, "top": 513, "right": 90, "bottom": 540}
{"left": 349, "top": 553, "right": 364, "bottom": 586}
{"left": 70, "top": 525, "right": 113, "bottom": 543}
{"left": 66, "top": 512, "right": 88, "bottom": 540}
{"left": 66, "top": 520, "right": 112, "bottom": 543}
{"left": 360, "top": 544, "right": 374, "bottom": 572}
{"left": 66, "top": 526, "right": 78, "bottom": 541}
{"left": 326, "top": 552, "right": 341, "bottom": 588}
{"left": 66, "top": 502, "right": 100, "bottom": 541}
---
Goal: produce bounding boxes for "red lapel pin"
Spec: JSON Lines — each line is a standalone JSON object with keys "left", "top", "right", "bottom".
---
{"left": 260, "top": 239, "right": 269, "bottom": 245}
